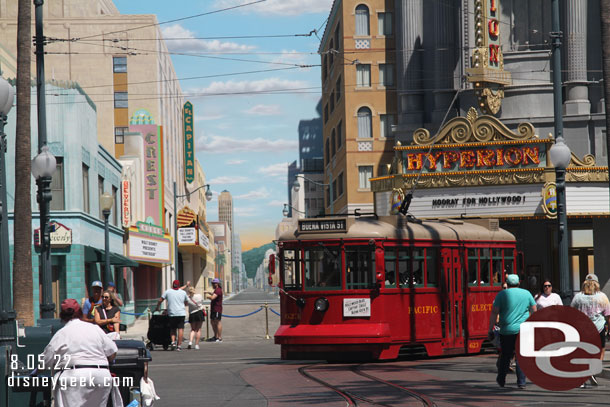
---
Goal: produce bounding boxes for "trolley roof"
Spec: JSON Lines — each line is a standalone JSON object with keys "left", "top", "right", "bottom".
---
{"left": 279, "top": 216, "right": 515, "bottom": 243}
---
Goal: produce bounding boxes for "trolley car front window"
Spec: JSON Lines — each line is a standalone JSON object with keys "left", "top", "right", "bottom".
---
{"left": 346, "top": 246, "right": 375, "bottom": 289}
{"left": 304, "top": 247, "right": 341, "bottom": 290}
{"left": 282, "top": 250, "right": 301, "bottom": 289}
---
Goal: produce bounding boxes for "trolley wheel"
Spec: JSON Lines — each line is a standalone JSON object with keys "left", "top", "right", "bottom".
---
{"left": 162, "top": 344, "right": 169, "bottom": 350}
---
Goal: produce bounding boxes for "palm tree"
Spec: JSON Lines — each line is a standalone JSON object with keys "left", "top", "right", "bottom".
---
{"left": 601, "top": 0, "right": 610, "bottom": 174}
{"left": 13, "top": 0, "right": 34, "bottom": 325}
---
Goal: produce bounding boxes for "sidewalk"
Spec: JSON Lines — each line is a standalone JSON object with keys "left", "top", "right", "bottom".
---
{"left": 600, "top": 343, "right": 610, "bottom": 379}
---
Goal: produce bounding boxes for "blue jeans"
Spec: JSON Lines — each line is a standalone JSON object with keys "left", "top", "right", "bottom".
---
{"left": 497, "top": 334, "right": 526, "bottom": 386}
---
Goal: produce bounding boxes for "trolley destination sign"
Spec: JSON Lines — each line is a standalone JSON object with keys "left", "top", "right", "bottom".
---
{"left": 298, "top": 219, "right": 347, "bottom": 233}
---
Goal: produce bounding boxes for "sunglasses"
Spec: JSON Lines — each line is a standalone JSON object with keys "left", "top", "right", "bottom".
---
{"left": 102, "top": 296, "right": 111, "bottom": 299}
{"left": 543, "top": 284, "right": 552, "bottom": 287}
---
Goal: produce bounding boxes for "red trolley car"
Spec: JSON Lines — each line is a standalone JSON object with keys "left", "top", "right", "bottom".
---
{"left": 274, "top": 215, "right": 518, "bottom": 360}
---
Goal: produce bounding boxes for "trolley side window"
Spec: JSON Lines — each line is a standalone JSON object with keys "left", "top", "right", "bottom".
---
{"left": 480, "top": 248, "right": 491, "bottom": 285}
{"left": 282, "top": 249, "right": 301, "bottom": 289}
{"left": 426, "top": 248, "right": 439, "bottom": 287}
{"left": 492, "top": 248, "right": 503, "bottom": 286}
{"left": 346, "top": 246, "right": 375, "bottom": 289}
{"left": 412, "top": 248, "right": 425, "bottom": 287}
{"left": 397, "top": 249, "right": 410, "bottom": 288}
{"left": 468, "top": 248, "right": 479, "bottom": 286}
{"left": 304, "top": 247, "right": 341, "bottom": 290}
{"left": 504, "top": 250, "right": 514, "bottom": 275}
{"left": 384, "top": 249, "right": 397, "bottom": 288}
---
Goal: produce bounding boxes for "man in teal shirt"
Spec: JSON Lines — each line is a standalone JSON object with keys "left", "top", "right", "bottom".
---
{"left": 488, "top": 274, "right": 536, "bottom": 388}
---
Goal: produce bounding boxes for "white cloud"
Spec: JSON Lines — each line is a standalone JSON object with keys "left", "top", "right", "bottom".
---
{"left": 271, "top": 50, "right": 310, "bottom": 68}
{"left": 234, "top": 207, "right": 259, "bottom": 217}
{"left": 195, "top": 114, "right": 225, "bottom": 122}
{"left": 235, "top": 187, "right": 271, "bottom": 200}
{"left": 257, "top": 162, "right": 289, "bottom": 177}
{"left": 214, "top": 0, "right": 332, "bottom": 16}
{"left": 208, "top": 175, "right": 250, "bottom": 184}
{"left": 196, "top": 134, "right": 297, "bottom": 153}
{"left": 227, "top": 159, "right": 246, "bottom": 165}
{"left": 161, "top": 24, "right": 255, "bottom": 53}
{"left": 189, "top": 77, "right": 310, "bottom": 95}
{"left": 244, "top": 104, "right": 281, "bottom": 116}
{"left": 267, "top": 199, "right": 286, "bottom": 207}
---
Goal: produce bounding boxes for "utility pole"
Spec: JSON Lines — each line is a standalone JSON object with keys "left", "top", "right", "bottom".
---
{"left": 600, "top": 0, "right": 610, "bottom": 206}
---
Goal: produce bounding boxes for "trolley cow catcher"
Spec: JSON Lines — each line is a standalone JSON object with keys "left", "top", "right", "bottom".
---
{"left": 274, "top": 215, "right": 519, "bottom": 360}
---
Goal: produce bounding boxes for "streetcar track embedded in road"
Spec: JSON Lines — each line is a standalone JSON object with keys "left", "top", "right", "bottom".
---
{"left": 297, "top": 363, "right": 437, "bottom": 407}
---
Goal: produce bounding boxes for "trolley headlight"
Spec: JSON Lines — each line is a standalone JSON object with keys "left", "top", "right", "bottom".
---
{"left": 314, "top": 297, "right": 329, "bottom": 312}
{"left": 296, "top": 298, "right": 306, "bottom": 308}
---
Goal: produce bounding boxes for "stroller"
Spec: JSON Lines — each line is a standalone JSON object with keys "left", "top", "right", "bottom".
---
{"left": 146, "top": 311, "right": 172, "bottom": 350}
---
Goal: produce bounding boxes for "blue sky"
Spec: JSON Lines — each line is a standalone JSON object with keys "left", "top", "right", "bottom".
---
{"left": 114, "top": 0, "right": 332, "bottom": 250}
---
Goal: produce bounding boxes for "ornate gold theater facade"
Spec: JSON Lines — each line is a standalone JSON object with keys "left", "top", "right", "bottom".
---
{"left": 372, "top": 109, "right": 610, "bottom": 293}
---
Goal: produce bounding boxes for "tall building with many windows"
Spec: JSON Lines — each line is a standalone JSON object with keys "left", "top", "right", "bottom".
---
{"left": 218, "top": 190, "right": 234, "bottom": 232}
{"left": 319, "top": 0, "right": 397, "bottom": 214}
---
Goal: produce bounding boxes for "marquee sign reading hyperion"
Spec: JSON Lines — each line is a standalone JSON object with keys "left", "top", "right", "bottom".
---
{"left": 183, "top": 101, "right": 195, "bottom": 184}
{"left": 466, "top": 0, "right": 512, "bottom": 114}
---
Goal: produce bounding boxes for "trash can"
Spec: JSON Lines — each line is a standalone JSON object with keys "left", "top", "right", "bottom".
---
{"left": 112, "top": 340, "right": 152, "bottom": 404}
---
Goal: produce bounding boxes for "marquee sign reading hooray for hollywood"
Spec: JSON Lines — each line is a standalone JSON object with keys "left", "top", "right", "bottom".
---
{"left": 466, "top": 0, "right": 511, "bottom": 114}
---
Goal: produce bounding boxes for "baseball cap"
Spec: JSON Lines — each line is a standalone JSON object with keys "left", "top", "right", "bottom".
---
{"left": 212, "top": 278, "right": 220, "bottom": 284}
{"left": 91, "top": 280, "right": 103, "bottom": 288}
{"left": 585, "top": 273, "right": 599, "bottom": 283}
{"left": 172, "top": 279, "right": 181, "bottom": 289}
{"left": 107, "top": 282, "right": 115, "bottom": 287}
{"left": 506, "top": 274, "right": 519, "bottom": 286}
{"left": 60, "top": 298, "right": 81, "bottom": 314}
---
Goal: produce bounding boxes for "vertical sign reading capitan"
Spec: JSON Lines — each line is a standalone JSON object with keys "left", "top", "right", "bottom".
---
{"left": 121, "top": 180, "right": 131, "bottom": 228}
{"left": 466, "top": 0, "right": 512, "bottom": 115}
{"left": 129, "top": 109, "right": 165, "bottom": 228}
{"left": 183, "top": 101, "right": 195, "bottom": 184}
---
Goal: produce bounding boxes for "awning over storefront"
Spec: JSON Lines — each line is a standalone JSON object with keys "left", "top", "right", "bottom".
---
{"left": 85, "top": 246, "right": 140, "bottom": 268}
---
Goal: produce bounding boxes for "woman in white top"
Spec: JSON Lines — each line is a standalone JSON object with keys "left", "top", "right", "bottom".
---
{"left": 42, "top": 299, "right": 122, "bottom": 406}
{"left": 187, "top": 287, "right": 205, "bottom": 349}
{"left": 534, "top": 280, "right": 563, "bottom": 309}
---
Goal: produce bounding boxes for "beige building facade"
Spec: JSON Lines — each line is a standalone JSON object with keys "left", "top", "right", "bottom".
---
{"left": 319, "top": 0, "right": 396, "bottom": 215}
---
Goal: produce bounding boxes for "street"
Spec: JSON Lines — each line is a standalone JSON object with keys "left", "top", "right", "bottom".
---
{"left": 140, "top": 288, "right": 610, "bottom": 407}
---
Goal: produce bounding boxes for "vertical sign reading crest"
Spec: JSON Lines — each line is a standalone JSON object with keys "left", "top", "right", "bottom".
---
{"left": 183, "top": 101, "right": 195, "bottom": 184}
{"left": 466, "top": 0, "right": 512, "bottom": 115}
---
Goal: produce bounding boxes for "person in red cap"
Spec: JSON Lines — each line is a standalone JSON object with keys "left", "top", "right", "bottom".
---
{"left": 42, "top": 299, "right": 121, "bottom": 406}
{"left": 155, "top": 280, "right": 189, "bottom": 350}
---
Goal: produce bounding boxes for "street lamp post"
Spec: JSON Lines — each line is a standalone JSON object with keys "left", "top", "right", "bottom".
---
{"left": 173, "top": 181, "right": 212, "bottom": 281}
{"left": 550, "top": 0, "right": 572, "bottom": 304}
{"left": 282, "top": 204, "right": 305, "bottom": 218}
{"left": 0, "top": 77, "right": 15, "bottom": 342}
{"left": 292, "top": 174, "right": 332, "bottom": 216}
{"left": 100, "top": 192, "right": 114, "bottom": 285}
{"left": 31, "top": 146, "right": 56, "bottom": 319}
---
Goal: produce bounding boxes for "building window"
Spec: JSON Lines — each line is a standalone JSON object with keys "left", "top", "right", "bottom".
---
{"left": 379, "top": 63, "right": 395, "bottom": 87}
{"left": 338, "top": 172, "right": 344, "bottom": 197}
{"left": 332, "top": 179, "right": 338, "bottom": 201}
{"left": 113, "top": 56, "right": 127, "bottom": 73}
{"left": 50, "top": 158, "right": 64, "bottom": 211}
{"left": 336, "top": 76, "right": 342, "bottom": 101}
{"left": 98, "top": 176, "right": 105, "bottom": 219}
{"left": 358, "top": 166, "right": 373, "bottom": 189}
{"left": 378, "top": 12, "right": 393, "bottom": 36}
{"left": 356, "top": 64, "right": 371, "bottom": 87}
{"left": 82, "top": 164, "right": 90, "bottom": 213}
{"left": 329, "top": 40, "right": 334, "bottom": 66}
{"left": 324, "top": 104, "right": 329, "bottom": 123}
{"left": 355, "top": 5, "right": 370, "bottom": 36}
{"left": 325, "top": 138, "right": 330, "bottom": 164}
{"left": 322, "top": 55, "right": 327, "bottom": 82}
{"left": 115, "top": 126, "right": 128, "bottom": 144}
{"left": 114, "top": 92, "right": 128, "bottom": 108}
{"left": 112, "top": 185, "right": 118, "bottom": 226}
{"left": 326, "top": 186, "right": 331, "bottom": 207}
{"left": 330, "top": 92, "right": 335, "bottom": 112}
{"left": 337, "top": 121, "right": 343, "bottom": 150}
{"left": 334, "top": 23, "right": 341, "bottom": 50}
{"left": 357, "top": 107, "right": 372, "bottom": 138}
{"left": 331, "top": 130, "right": 336, "bottom": 157}
{"left": 380, "top": 114, "right": 396, "bottom": 138}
